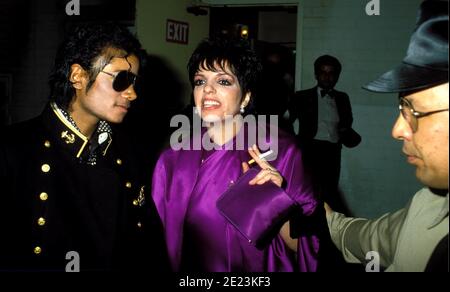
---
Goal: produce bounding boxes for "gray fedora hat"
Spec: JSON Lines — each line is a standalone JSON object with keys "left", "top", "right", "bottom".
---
{"left": 364, "top": 0, "right": 448, "bottom": 93}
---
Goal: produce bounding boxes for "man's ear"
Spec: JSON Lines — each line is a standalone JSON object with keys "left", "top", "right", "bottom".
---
{"left": 69, "top": 64, "right": 88, "bottom": 90}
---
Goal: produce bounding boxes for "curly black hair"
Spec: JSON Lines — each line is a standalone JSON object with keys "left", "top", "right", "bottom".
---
{"left": 187, "top": 37, "right": 262, "bottom": 112}
{"left": 314, "top": 55, "right": 342, "bottom": 75}
{"left": 49, "top": 22, "right": 143, "bottom": 110}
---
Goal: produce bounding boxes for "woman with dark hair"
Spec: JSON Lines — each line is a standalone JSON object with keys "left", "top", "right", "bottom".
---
{"left": 151, "top": 37, "right": 320, "bottom": 272}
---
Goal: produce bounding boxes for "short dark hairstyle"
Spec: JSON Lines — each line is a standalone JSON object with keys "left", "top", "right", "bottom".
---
{"left": 49, "top": 22, "right": 143, "bottom": 110}
{"left": 187, "top": 37, "right": 262, "bottom": 107}
{"left": 314, "top": 55, "right": 342, "bottom": 75}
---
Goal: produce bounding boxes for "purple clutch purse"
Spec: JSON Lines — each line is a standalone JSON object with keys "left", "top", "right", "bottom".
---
{"left": 216, "top": 167, "right": 295, "bottom": 248}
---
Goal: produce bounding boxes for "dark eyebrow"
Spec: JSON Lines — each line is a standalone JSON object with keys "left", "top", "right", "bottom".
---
{"left": 216, "top": 72, "right": 234, "bottom": 79}
{"left": 194, "top": 71, "right": 234, "bottom": 79}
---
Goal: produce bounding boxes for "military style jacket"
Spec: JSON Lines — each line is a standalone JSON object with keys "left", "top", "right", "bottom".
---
{"left": 0, "top": 102, "right": 169, "bottom": 271}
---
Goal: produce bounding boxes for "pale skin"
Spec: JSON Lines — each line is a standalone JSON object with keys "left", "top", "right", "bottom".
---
{"left": 193, "top": 62, "right": 250, "bottom": 146}
{"left": 325, "top": 82, "right": 449, "bottom": 216}
{"left": 193, "top": 61, "right": 297, "bottom": 251}
{"left": 68, "top": 53, "right": 140, "bottom": 138}
{"left": 392, "top": 83, "right": 449, "bottom": 190}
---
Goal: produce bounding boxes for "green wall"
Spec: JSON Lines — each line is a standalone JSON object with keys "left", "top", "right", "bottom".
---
{"left": 136, "top": 0, "right": 210, "bottom": 104}
{"left": 297, "top": 0, "right": 423, "bottom": 218}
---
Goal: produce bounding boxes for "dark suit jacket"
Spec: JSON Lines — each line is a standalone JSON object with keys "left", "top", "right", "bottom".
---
{"left": 288, "top": 86, "right": 353, "bottom": 145}
{"left": 0, "top": 103, "right": 169, "bottom": 271}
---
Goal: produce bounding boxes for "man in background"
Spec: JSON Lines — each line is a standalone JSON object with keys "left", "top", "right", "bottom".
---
{"left": 289, "top": 55, "right": 357, "bottom": 213}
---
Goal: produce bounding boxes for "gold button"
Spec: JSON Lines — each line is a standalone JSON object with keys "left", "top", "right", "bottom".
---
{"left": 133, "top": 199, "right": 139, "bottom": 206}
{"left": 125, "top": 182, "right": 132, "bottom": 188}
{"left": 34, "top": 246, "right": 42, "bottom": 255}
{"left": 44, "top": 140, "right": 51, "bottom": 148}
{"left": 137, "top": 222, "right": 142, "bottom": 228}
{"left": 37, "top": 217, "right": 46, "bottom": 226}
{"left": 39, "top": 192, "right": 48, "bottom": 201}
{"left": 116, "top": 159, "right": 122, "bottom": 165}
{"left": 41, "top": 164, "right": 50, "bottom": 173}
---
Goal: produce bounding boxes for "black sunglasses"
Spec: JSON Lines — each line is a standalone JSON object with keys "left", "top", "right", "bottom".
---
{"left": 101, "top": 70, "right": 138, "bottom": 92}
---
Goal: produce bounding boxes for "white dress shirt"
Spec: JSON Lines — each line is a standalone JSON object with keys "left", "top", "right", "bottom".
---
{"left": 314, "top": 87, "right": 340, "bottom": 143}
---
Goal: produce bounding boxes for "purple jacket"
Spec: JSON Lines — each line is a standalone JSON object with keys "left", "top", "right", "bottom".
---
{"left": 151, "top": 122, "right": 319, "bottom": 271}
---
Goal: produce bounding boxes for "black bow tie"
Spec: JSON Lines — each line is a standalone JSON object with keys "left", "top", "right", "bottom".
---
{"left": 320, "top": 89, "right": 333, "bottom": 97}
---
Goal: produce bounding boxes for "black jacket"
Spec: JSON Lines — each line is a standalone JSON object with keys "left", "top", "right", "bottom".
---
{"left": 288, "top": 86, "right": 353, "bottom": 145}
{"left": 0, "top": 103, "right": 169, "bottom": 271}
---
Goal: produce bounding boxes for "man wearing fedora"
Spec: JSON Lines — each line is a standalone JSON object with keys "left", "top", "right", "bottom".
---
{"left": 288, "top": 55, "right": 359, "bottom": 214}
{"left": 325, "top": 0, "right": 448, "bottom": 272}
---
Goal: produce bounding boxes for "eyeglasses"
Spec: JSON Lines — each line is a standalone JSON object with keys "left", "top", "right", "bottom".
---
{"left": 100, "top": 70, "right": 138, "bottom": 92}
{"left": 398, "top": 97, "right": 449, "bottom": 132}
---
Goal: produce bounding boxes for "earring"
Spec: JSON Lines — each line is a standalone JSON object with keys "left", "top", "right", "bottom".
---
{"left": 240, "top": 106, "right": 245, "bottom": 114}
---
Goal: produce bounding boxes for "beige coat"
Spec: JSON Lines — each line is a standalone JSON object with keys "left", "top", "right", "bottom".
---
{"left": 327, "top": 188, "right": 448, "bottom": 271}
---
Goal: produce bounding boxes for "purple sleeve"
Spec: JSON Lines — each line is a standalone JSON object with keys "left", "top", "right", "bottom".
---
{"left": 151, "top": 150, "right": 201, "bottom": 271}
{"left": 276, "top": 143, "right": 320, "bottom": 271}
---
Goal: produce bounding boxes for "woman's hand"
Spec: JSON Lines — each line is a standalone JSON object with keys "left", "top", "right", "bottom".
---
{"left": 241, "top": 144, "right": 283, "bottom": 188}
{"left": 242, "top": 145, "right": 296, "bottom": 251}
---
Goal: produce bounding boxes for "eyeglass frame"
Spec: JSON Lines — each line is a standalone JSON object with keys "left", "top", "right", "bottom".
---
{"left": 98, "top": 55, "right": 139, "bottom": 92}
{"left": 100, "top": 69, "right": 138, "bottom": 92}
{"left": 398, "top": 96, "right": 449, "bottom": 132}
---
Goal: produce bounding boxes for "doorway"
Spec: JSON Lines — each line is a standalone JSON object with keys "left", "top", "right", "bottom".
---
{"left": 209, "top": 5, "right": 297, "bottom": 131}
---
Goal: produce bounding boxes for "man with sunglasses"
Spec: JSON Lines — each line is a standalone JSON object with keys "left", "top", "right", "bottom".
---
{"left": 0, "top": 23, "right": 169, "bottom": 271}
{"left": 325, "top": 0, "right": 448, "bottom": 271}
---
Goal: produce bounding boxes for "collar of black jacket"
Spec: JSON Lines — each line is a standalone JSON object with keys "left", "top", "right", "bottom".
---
{"left": 40, "top": 102, "right": 112, "bottom": 160}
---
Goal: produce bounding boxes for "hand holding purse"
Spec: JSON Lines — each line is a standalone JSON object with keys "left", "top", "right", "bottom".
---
{"left": 216, "top": 167, "right": 296, "bottom": 249}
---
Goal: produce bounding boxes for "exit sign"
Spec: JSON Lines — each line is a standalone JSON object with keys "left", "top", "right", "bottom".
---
{"left": 166, "top": 19, "right": 189, "bottom": 45}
